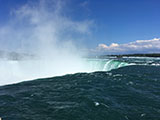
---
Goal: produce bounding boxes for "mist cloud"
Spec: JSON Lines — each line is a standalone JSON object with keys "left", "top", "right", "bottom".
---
{"left": 0, "top": 0, "right": 93, "bottom": 55}
{"left": 0, "top": 0, "right": 94, "bottom": 85}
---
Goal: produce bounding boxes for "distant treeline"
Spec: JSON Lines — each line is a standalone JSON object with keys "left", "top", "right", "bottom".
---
{"left": 0, "top": 50, "right": 36, "bottom": 60}
{"left": 100, "top": 53, "right": 160, "bottom": 58}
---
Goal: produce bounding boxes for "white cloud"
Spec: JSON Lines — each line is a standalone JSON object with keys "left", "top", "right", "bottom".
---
{"left": 96, "top": 38, "right": 160, "bottom": 54}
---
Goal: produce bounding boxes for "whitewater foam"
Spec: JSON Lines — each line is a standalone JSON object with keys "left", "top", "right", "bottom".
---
{"left": 2, "top": 56, "right": 160, "bottom": 86}
{"left": 0, "top": 58, "right": 132, "bottom": 86}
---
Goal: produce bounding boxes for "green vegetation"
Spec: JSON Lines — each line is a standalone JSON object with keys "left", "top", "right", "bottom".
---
{"left": 101, "top": 53, "right": 160, "bottom": 58}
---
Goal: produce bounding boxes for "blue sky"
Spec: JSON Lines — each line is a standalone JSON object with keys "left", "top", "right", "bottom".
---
{"left": 0, "top": 0, "right": 160, "bottom": 54}
{"left": 89, "top": 0, "right": 160, "bottom": 45}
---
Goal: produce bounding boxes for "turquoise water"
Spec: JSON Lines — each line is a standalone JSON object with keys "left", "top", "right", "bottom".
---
{"left": 86, "top": 59, "right": 131, "bottom": 71}
{"left": 0, "top": 57, "right": 160, "bottom": 120}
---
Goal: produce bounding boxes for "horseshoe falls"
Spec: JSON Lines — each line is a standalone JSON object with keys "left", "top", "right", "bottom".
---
{"left": 0, "top": 0, "right": 160, "bottom": 120}
{"left": 0, "top": 58, "right": 130, "bottom": 86}
{"left": 0, "top": 57, "right": 160, "bottom": 120}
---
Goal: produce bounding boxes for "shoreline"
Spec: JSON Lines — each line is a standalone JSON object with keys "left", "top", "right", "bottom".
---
{"left": 100, "top": 53, "right": 160, "bottom": 58}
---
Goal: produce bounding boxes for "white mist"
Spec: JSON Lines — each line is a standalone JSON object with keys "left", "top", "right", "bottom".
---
{"left": 0, "top": 0, "right": 93, "bottom": 85}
